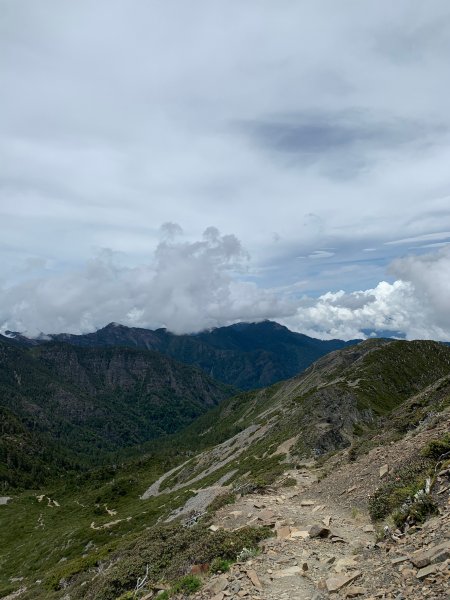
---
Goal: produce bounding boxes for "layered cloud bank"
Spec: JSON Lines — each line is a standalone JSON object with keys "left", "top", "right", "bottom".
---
{"left": 1, "top": 228, "right": 449, "bottom": 341}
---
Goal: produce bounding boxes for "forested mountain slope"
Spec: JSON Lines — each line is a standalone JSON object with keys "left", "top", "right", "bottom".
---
{"left": 0, "top": 337, "right": 232, "bottom": 489}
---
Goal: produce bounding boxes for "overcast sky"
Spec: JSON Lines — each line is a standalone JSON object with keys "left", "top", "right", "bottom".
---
{"left": 1, "top": 1, "right": 450, "bottom": 339}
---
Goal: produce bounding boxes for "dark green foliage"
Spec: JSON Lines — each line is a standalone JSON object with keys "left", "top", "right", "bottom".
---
{"left": 0, "top": 337, "right": 232, "bottom": 489}
{"left": 94, "top": 477, "right": 137, "bottom": 504}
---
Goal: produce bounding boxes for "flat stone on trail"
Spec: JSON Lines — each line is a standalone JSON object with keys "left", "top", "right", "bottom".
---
{"left": 326, "top": 571, "right": 361, "bottom": 592}
{"left": 289, "top": 528, "right": 309, "bottom": 539}
{"left": 273, "top": 565, "right": 303, "bottom": 578}
{"left": 246, "top": 568, "right": 262, "bottom": 589}
{"left": 300, "top": 499, "right": 315, "bottom": 506}
{"left": 379, "top": 464, "right": 389, "bottom": 478}
{"left": 416, "top": 564, "right": 438, "bottom": 579}
{"left": 258, "top": 508, "right": 276, "bottom": 523}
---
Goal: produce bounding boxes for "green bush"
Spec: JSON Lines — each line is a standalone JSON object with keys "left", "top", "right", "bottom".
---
{"left": 422, "top": 434, "right": 450, "bottom": 460}
{"left": 282, "top": 476, "right": 297, "bottom": 487}
{"left": 171, "top": 574, "right": 202, "bottom": 595}
{"left": 209, "top": 558, "right": 232, "bottom": 573}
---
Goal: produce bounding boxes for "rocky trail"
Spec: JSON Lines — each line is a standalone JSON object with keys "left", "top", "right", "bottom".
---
{"left": 186, "top": 419, "right": 450, "bottom": 600}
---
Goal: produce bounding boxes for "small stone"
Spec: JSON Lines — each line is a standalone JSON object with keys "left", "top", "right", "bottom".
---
{"left": 308, "top": 524, "right": 331, "bottom": 538}
{"left": 209, "top": 575, "right": 229, "bottom": 594}
{"left": 289, "top": 528, "right": 309, "bottom": 539}
{"left": 330, "top": 535, "right": 346, "bottom": 543}
{"left": 335, "top": 557, "right": 357, "bottom": 572}
{"left": 276, "top": 526, "right": 291, "bottom": 540}
{"left": 273, "top": 566, "right": 302, "bottom": 578}
{"left": 300, "top": 500, "right": 315, "bottom": 506}
{"left": 400, "top": 568, "right": 416, "bottom": 579}
{"left": 246, "top": 569, "right": 262, "bottom": 589}
{"left": 326, "top": 571, "right": 361, "bottom": 592}
{"left": 379, "top": 464, "right": 389, "bottom": 478}
{"left": 391, "top": 556, "right": 409, "bottom": 565}
{"left": 416, "top": 564, "right": 437, "bottom": 580}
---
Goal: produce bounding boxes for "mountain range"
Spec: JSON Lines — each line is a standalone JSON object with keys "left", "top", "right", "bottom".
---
{"left": 4, "top": 320, "right": 359, "bottom": 390}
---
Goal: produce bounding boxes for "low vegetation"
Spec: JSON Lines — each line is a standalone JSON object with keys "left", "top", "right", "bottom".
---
{"left": 73, "top": 523, "right": 271, "bottom": 599}
{"left": 369, "top": 433, "right": 450, "bottom": 529}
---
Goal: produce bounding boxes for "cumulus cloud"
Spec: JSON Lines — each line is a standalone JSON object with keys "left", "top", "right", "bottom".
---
{"left": 282, "top": 246, "right": 450, "bottom": 341}
{"left": 0, "top": 227, "right": 294, "bottom": 336}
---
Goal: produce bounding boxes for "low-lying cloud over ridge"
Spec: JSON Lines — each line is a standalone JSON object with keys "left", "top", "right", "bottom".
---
{"left": 1, "top": 228, "right": 449, "bottom": 341}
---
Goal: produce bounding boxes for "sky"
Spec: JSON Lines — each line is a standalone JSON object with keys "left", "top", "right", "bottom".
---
{"left": 1, "top": 0, "right": 450, "bottom": 340}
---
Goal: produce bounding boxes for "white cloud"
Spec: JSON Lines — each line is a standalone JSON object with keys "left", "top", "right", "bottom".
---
{"left": 283, "top": 246, "right": 450, "bottom": 341}
{"left": 0, "top": 227, "right": 294, "bottom": 336}
{"left": 308, "top": 250, "right": 336, "bottom": 259}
